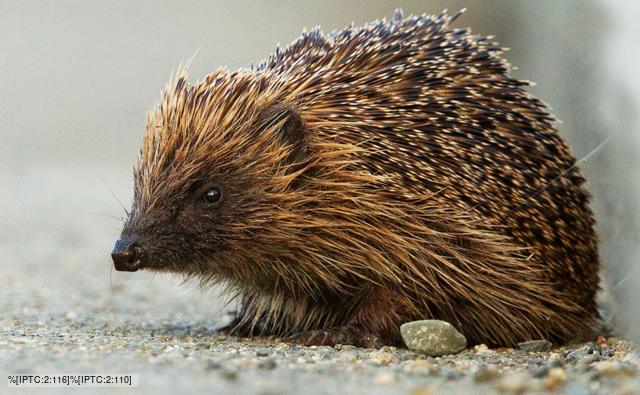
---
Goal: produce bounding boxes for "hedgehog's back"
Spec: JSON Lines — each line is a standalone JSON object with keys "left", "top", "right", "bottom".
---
{"left": 266, "top": 11, "right": 599, "bottom": 312}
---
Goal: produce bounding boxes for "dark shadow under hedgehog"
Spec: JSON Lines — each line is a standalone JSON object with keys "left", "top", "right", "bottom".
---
{"left": 111, "top": 10, "right": 600, "bottom": 348}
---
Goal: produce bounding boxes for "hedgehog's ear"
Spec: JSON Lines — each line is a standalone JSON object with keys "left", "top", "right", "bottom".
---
{"left": 258, "top": 105, "right": 308, "bottom": 167}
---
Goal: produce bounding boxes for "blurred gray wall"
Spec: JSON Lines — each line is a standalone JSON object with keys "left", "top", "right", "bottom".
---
{"left": 1, "top": 1, "right": 638, "bottom": 339}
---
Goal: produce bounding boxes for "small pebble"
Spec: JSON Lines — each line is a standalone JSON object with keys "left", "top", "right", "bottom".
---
{"left": 441, "top": 369, "right": 464, "bottom": 381}
{"left": 530, "top": 364, "right": 550, "bottom": 378}
{"left": 256, "top": 358, "right": 277, "bottom": 370}
{"left": 218, "top": 368, "right": 239, "bottom": 381}
{"left": 473, "top": 366, "right": 501, "bottom": 383}
{"left": 543, "top": 367, "right": 567, "bottom": 390}
{"left": 600, "top": 346, "right": 615, "bottom": 358}
{"left": 592, "top": 361, "right": 637, "bottom": 377}
{"left": 496, "top": 372, "right": 530, "bottom": 393}
{"left": 402, "top": 359, "right": 434, "bottom": 375}
{"left": 370, "top": 350, "right": 397, "bottom": 365}
{"left": 518, "top": 340, "right": 552, "bottom": 352}
{"left": 206, "top": 359, "right": 221, "bottom": 370}
{"left": 411, "top": 384, "right": 438, "bottom": 395}
{"left": 336, "top": 350, "right": 359, "bottom": 363}
{"left": 563, "top": 343, "right": 599, "bottom": 362}
{"left": 400, "top": 320, "right": 467, "bottom": 357}
{"left": 373, "top": 371, "right": 396, "bottom": 385}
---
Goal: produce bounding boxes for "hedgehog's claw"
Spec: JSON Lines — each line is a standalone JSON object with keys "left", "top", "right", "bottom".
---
{"left": 286, "top": 326, "right": 384, "bottom": 349}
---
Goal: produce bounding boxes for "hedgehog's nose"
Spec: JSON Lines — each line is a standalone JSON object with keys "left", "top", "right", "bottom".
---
{"left": 111, "top": 236, "right": 145, "bottom": 272}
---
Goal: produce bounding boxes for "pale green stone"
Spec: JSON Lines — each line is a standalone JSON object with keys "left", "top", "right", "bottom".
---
{"left": 400, "top": 320, "right": 467, "bottom": 356}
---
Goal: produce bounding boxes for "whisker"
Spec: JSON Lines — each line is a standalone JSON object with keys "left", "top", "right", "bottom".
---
{"left": 610, "top": 264, "right": 640, "bottom": 292}
{"left": 109, "top": 262, "right": 114, "bottom": 291}
{"left": 461, "top": 137, "right": 611, "bottom": 217}
{"left": 527, "top": 137, "right": 611, "bottom": 200}
{"left": 148, "top": 272, "right": 157, "bottom": 287}
{"left": 101, "top": 179, "right": 129, "bottom": 216}
{"left": 81, "top": 212, "right": 125, "bottom": 222}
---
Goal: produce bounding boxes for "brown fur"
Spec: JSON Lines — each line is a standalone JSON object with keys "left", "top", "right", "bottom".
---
{"left": 120, "top": 10, "right": 600, "bottom": 347}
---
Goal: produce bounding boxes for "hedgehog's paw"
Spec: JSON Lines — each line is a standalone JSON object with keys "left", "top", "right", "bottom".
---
{"left": 215, "top": 312, "right": 252, "bottom": 337}
{"left": 286, "top": 326, "right": 384, "bottom": 348}
{"left": 215, "top": 324, "right": 236, "bottom": 336}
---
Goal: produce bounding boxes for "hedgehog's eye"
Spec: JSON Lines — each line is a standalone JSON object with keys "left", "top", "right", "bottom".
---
{"left": 202, "top": 187, "right": 222, "bottom": 205}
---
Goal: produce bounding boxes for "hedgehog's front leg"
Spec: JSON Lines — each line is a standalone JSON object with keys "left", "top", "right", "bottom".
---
{"left": 215, "top": 311, "right": 253, "bottom": 337}
{"left": 286, "top": 287, "right": 406, "bottom": 348}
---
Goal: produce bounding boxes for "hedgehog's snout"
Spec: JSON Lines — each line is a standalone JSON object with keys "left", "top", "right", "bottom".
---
{"left": 111, "top": 235, "right": 146, "bottom": 272}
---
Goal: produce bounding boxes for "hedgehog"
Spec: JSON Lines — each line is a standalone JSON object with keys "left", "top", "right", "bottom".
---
{"left": 111, "top": 10, "right": 600, "bottom": 348}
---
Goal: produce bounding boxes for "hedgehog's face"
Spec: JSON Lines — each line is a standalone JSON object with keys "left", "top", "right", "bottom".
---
{"left": 111, "top": 75, "right": 309, "bottom": 280}
{"left": 111, "top": 172, "right": 250, "bottom": 275}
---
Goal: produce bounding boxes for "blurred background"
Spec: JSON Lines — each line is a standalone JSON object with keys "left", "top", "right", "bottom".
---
{"left": 0, "top": 0, "right": 638, "bottom": 344}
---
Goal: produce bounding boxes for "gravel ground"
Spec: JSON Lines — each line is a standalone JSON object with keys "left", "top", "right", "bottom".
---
{"left": 1, "top": 166, "right": 639, "bottom": 394}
